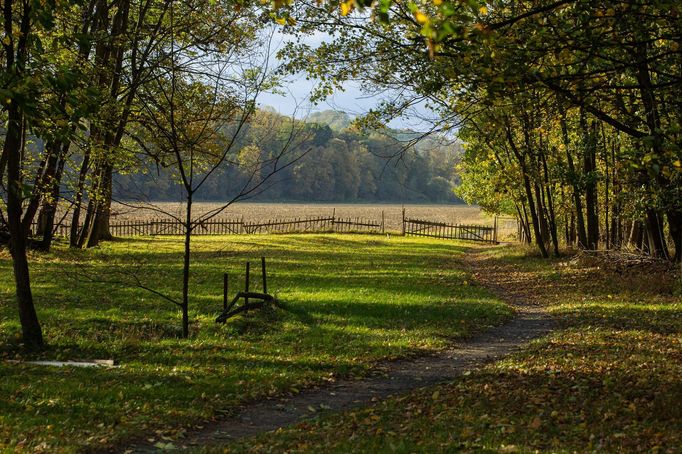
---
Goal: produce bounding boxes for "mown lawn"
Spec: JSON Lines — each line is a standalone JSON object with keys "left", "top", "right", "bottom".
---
{"left": 228, "top": 246, "right": 682, "bottom": 453}
{"left": 0, "top": 234, "right": 510, "bottom": 452}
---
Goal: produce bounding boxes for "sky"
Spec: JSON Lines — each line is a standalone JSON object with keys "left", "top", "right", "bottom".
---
{"left": 255, "top": 28, "right": 434, "bottom": 131}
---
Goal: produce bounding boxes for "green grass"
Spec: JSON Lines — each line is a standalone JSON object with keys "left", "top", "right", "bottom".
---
{"left": 227, "top": 246, "right": 682, "bottom": 453}
{"left": 0, "top": 234, "right": 510, "bottom": 452}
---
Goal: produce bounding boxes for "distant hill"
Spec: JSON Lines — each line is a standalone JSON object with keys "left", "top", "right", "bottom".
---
{"left": 115, "top": 108, "right": 464, "bottom": 204}
{"left": 308, "top": 110, "right": 354, "bottom": 131}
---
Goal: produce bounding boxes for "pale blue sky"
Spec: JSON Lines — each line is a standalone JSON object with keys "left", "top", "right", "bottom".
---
{"left": 256, "top": 29, "right": 433, "bottom": 131}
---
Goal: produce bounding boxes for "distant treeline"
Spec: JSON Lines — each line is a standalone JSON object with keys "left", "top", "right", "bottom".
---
{"left": 114, "top": 110, "right": 463, "bottom": 203}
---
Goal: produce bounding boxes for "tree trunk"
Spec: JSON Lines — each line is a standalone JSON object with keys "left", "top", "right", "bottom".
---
{"left": 70, "top": 147, "right": 92, "bottom": 247}
{"left": 2, "top": 0, "right": 43, "bottom": 348}
{"left": 181, "top": 193, "right": 193, "bottom": 338}
{"left": 540, "top": 150, "right": 560, "bottom": 256}
{"left": 505, "top": 123, "right": 547, "bottom": 256}
{"left": 4, "top": 104, "right": 43, "bottom": 348}
{"left": 526, "top": 177, "right": 549, "bottom": 258}
{"left": 636, "top": 43, "right": 669, "bottom": 259}
{"left": 21, "top": 140, "right": 60, "bottom": 238}
{"left": 559, "top": 104, "right": 588, "bottom": 248}
{"left": 645, "top": 209, "right": 669, "bottom": 259}
{"left": 39, "top": 143, "right": 69, "bottom": 251}
{"left": 95, "top": 163, "right": 114, "bottom": 241}
{"left": 667, "top": 210, "right": 682, "bottom": 263}
{"left": 582, "top": 115, "right": 600, "bottom": 250}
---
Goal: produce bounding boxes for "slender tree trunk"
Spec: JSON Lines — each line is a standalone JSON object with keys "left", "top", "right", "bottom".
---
{"left": 609, "top": 139, "right": 621, "bottom": 249}
{"left": 506, "top": 122, "right": 547, "bottom": 256}
{"left": 70, "top": 147, "right": 92, "bottom": 247}
{"left": 525, "top": 177, "right": 549, "bottom": 257}
{"left": 622, "top": 220, "right": 632, "bottom": 248}
{"left": 581, "top": 114, "right": 600, "bottom": 250}
{"left": 181, "top": 193, "right": 192, "bottom": 338}
{"left": 568, "top": 211, "right": 577, "bottom": 246}
{"left": 85, "top": 163, "right": 113, "bottom": 247}
{"left": 535, "top": 183, "right": 546, "bottom": 241}
{"left": 628, "top": 220, "right": 640, "bottom": 249}
{"left": 558, "top": 105, "right": 588, "bottom": 248}
{"left": 521, "top": 200, "right": 532, "bottom": 244}
{"left": 540, "top": 150, "right": 560, "bottom": 256}
{"left": 636, "top": 42, "right": 670, "bottom": 259}
{"left": 21, "top": 140, "right": 60, "bottom": 237}
{"left": 645, "top": 209, "right": 669, "bottom": 259}
{"left": 667, "top": 210, "right": 682, "bottom": 263}
{"left": 515, "top": 203, "right": 530, "bottom": 244}
{"left": 78, "top": 182, "right": 99, "bottom": 248}
{"left": 534, "top": 182, "right": 551, "bottom": 249}
{"left": 602, "top": 126, "right": 610, "bottom": 248}
{"left": 96, "top": 163, "right": 114, "bottom": 241}
{"left": 3, "top": 0, "right": 43, "bottom": 348}
{"left": 39, "top": 143, "right": 69, "bottom": 251}
{"left": 0, "top": 143, "right": 7, "bottom": 189}
{"left": 4, "top": 104, "right": 43, "bottom": 348}
{"left": 610, "top": 201, "right": 621, "bottom": 250}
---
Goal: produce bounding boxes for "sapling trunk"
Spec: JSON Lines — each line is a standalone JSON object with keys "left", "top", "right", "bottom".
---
{"left": 181, "top": 193, "right": 192, "bottom": 338}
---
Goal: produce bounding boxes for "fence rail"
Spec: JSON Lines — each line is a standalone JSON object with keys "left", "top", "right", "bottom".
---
{"left": 403, "top": 217, "right": 497, "bottom": 243}
{"left": 32, "top": 210, "right": 501, "bottom": 243}
{"left": 32, "top": 214, "right": 385, "bottom": 238}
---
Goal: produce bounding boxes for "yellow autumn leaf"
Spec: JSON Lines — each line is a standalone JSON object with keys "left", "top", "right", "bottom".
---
{"left": 433, "top": 0, "right": 443, "bottom": 5}
{"left": 673, "top": 159, "right": 681, "bottom": 168}
{"left": 274, "top": 16, "right": 286, "bottom": 25}
{"left": 414, "top": 10, "right": 429, "bottom": 24}
{"left": 479, "top": 6, "right": 488, "bottom": 15}
{"left": 340, "top": 1, "right": 353, "bottom": 16}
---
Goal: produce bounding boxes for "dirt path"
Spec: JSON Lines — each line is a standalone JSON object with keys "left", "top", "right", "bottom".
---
{"left": 122, "top": 246, "right": 553, "bottom": 452}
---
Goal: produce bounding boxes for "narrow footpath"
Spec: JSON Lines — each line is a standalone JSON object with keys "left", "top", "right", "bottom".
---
{"left": 122, "top": 246, "right": 554, "bottom": 452}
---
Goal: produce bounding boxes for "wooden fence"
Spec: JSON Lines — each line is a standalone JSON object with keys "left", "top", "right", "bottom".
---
{"left": 35, "top": 214, "right": 384, "bottom": 237}
{"left": 403, "top": 217, "right": 497, "bottom": 243}
{"left": 34, "top": 210, "right": 502, "bottom": 243}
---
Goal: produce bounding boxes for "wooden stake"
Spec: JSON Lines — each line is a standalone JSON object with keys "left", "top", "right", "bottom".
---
{"left": 245, "top": 262, "right": 250, "bottom": 305}
{"left": 223, "top": 273, "right": 228, "bottom": 311}
{"left": 261, "top": 256, "right": 267, "bottom": 294}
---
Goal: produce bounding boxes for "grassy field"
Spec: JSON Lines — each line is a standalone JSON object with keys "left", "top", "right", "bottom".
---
{"left": 0, "top": 234, "right": 511, "bottom": 452}
{"left": 229, "top": 246, "right": 682, "bottom": 453}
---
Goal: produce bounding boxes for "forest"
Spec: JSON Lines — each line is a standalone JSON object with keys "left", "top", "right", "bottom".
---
{"left": 115, "top": 109, "right": 463, "bottom": 203}
{"left": 276, "top": 0, "right": 681, "bottom": 262}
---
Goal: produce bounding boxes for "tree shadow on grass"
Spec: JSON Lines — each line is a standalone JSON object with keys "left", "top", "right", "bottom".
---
{"left": 274, "top": 299, "right": 317, "bottom": 326}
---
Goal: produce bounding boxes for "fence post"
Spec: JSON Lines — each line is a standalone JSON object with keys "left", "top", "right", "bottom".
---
{"left": 401, "top": 207, "right": 406, "bottom": 236}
